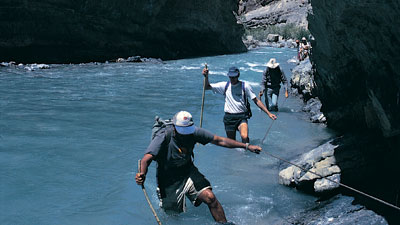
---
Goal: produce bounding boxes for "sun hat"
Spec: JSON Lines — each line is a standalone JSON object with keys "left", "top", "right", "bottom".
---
{"left": 173, "top": 111, "right": 196, "bottom": 135}
{"left": 266, "top": 58, "right": 279, "bottom": 69}
{"left": 227, "top": 67, "right": 240, "bottom": 77}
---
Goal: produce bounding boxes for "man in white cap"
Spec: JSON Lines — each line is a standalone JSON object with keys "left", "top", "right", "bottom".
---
{"left": 259, "top": 58, "right": 288, "bottom": 111}
{"left": 202, "top": 66, "right": 276, "bottom": 143}
{"left": 136, "top": 111, "right": 261, "bottom": 224}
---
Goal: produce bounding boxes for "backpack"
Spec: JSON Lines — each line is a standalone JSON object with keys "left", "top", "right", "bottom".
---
{"left": 224, "top": 81, "right": 252, "bottom": 118}
{"left": 151, "top": 116, "right": 173, "bottom": 140}
{"left": 150, "top": 116, "right": 195, "bottom": 161}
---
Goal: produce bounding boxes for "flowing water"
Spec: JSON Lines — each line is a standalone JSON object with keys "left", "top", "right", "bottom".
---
{"left": 0, "top": 47, "right": 335, "bottom": 225}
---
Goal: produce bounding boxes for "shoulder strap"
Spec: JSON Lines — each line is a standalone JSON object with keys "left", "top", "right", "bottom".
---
{"left": 156, "top": 125, "right": 173, "bottom": 163}
{"left": 224, "top": 81, "right": 230, "bottom": 95}
{"left": 242, "top": 81, "right": 248, "bottom": 103}
{"left": 163, "top": 125, "right": 173, "bottom": 146}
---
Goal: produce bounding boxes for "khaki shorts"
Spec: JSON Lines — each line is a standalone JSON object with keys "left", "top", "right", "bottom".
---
{"left": 157, "top": 167, "right": 211, "bottom": 213}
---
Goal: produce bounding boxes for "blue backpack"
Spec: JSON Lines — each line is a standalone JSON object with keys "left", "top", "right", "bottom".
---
{"left": 224, "top": 81, "right": 252, "bottom": 118}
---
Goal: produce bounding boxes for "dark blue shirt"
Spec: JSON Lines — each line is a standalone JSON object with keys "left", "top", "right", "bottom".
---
{"left": 145, "top": 126, "right": 214, "bottom": 176}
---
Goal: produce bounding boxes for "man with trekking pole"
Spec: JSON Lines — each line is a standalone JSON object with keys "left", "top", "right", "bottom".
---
{"left": 136, "top": 111, "right": 262, "bottom": 224}
{"left": 202, "top": 66, "right": 277, "bottom": 143}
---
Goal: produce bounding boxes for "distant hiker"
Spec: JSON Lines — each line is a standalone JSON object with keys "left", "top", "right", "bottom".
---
{"left": 136, "top": 111, "right": 262, "bottom": 224}
{"left": 202, "top": 66, "right": 276, "bottom": 143}
{"left": 259, "top": 58, "right": 289, "bottom": 112}
{"left": 299, "top": 37, "right": 310, "bottom": 61}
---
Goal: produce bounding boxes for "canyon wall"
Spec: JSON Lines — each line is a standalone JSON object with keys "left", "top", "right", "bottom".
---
{"left": 309, "top": 0, "right": 400, "bottom": 137}
{"left": 0, "top": 0, "right": 246, "bottom": 63}
{"left": 309, "top": 1, "right": 400, "bottom": 221}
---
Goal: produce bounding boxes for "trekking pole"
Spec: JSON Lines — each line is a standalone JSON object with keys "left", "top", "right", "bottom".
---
{"left": 138, "top": 160, "right": 162, "bottom": 225}
{"left": 199, "top": 63, "right": 207, "bottom": 128}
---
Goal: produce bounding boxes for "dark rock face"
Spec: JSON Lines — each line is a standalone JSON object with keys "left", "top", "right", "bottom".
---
{"left": 308, "top": 0, "right": 400, "bottom": 137}
{"left": 308, "top": 1, "right": 400, "bottom": 223}
{"left": 0, "top": 0, "right": 246, "bottom": 63}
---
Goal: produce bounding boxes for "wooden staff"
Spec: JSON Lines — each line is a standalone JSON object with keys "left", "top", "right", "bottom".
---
{"left": 199, "top": 63, "right": 207, "bottom": 128}
{"left": 138, "top": 159, "right": 162, "bottom": 225}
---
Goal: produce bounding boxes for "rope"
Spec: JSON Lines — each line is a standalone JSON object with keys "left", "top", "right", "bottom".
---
{"left": 260, "top": 97, "right": 287, "bottom": 144}
{"left": 263, "top": 150, "right": 400, "bottom": 211}
{"left": 260, "top": 96, "right": 400, "bottom": 212}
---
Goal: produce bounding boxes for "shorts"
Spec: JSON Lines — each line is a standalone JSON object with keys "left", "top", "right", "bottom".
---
{"left": 157, "top": 166, "right": 211, "bottom": 213}
{"left": 223, "top": 112, "right": 248, "bottom": 132}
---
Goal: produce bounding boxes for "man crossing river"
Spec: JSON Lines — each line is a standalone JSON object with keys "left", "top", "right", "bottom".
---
{"left": 136, "top": 111, "right": 262, "bottom": 224}
{"left": 202, "top": 66, "right": 277, "bottom": 143}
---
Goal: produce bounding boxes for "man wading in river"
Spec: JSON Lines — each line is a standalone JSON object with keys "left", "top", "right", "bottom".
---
{"left": 136, "top": 111, "right": 262, "bottom": 224}
{"left": 202, "top": 66, "right": 277, "bottom": 143}
{"left": 259, "top": 58, "right": 289, "bottom": 112}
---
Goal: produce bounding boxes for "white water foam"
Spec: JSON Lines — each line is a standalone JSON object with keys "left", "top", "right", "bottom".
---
{"left": 180, "top": 66, "right": 200, "bottom": 70}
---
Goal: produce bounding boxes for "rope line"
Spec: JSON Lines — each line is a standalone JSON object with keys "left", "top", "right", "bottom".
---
{"left": 263, "top": 150, "right": 400, "bottom": 211}
{"left": 261, "top": 97, "right": 287, "bottom": 144}
{"left": 260, "top": 96, "right": 400, "bottom": 212}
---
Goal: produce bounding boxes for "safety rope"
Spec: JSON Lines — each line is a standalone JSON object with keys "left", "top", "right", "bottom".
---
{"left": 261, "top": 97, "right": 287, "bottom": 144}
{"left": 261, "top": 96, "right": 400, "bottom": 212}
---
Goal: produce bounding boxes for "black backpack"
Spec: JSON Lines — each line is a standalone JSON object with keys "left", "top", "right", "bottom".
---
{"left": 150, "top": 116, "right": 195, "bottom": 161}
{"left": 224, "top": 81, "right": 252, "bottom": 118}
{"left": 151, "top": 116, "right": 173, "bottom": 140}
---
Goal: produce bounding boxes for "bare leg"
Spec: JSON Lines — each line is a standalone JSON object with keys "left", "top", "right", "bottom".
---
{"left": 238, "top": 122, "right": 249, "bottom": 143}
{"left": 226, "top": 130, "right": 236, "bottom": 141}
{"left": 197, "top": 189, "right": 227, "bottom": 223}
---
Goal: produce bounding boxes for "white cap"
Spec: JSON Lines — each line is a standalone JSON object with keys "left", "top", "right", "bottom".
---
{"left": 266, "top": 58, "right": 279, "bottom": 69}
{"left": 173, "top": 111, "right": 196, "bottom": 135}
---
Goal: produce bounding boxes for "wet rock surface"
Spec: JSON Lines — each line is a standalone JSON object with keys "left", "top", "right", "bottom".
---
{"left": 282, "top": 195, "right": 388, "bottom": 225}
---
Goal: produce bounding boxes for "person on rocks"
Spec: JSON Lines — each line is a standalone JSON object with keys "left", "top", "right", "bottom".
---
{"left": 299, "top": 37, "right": 310, "bottom": 61}
{"left": 202, "top": 66, "right": 276, "bottom": 143}
{"left": 259, "top": 58, "right": 289, "bottom": 112}
{"left": 135, "top": 111, "right": 262, "bottom": 224}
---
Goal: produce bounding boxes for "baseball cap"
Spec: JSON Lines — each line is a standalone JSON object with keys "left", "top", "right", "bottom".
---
{"left": 173, "top": 111, "right": 196, "bottom": 135}
{"left": 227, "top": 67, "right": 240, "bottom": 77}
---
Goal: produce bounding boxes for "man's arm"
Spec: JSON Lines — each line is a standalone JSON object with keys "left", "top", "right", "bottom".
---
{"left": 280, "top": 69, "right": 289, "bottom": 98}
{"left": 211, "top": 135, "right": 262, "bottom": 154}
{"left": 259, "top": 69, "right": 267, "bottom": 97}
{"left": 252, "top": 97, "right": 277, "bottom": 120}
{"left": 135, "top": 153, "right": 154, "bottom": 185}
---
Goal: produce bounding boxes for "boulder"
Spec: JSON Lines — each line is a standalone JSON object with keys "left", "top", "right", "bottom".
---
{"left": 267, "top": 34, "right": 279, "bottom": 42}
{"left": 279, "top": 141, "right": 340, "bottom": 193}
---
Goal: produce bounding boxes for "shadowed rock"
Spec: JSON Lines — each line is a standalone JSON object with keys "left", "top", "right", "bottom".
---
{"left": 0, "top": 0, "right": 246, "bottom": 63}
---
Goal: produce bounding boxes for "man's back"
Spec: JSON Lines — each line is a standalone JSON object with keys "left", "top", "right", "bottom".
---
{"left": 265, "top": 66, "right": 286, "bottom": 88}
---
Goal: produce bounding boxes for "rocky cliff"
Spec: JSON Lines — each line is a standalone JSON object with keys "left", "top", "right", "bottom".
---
{"left": 0, "top": 0, "right": 246, "bottom": 63}
{"left": 309, "top": 0, "right": 400, "bottom": 137}
{"left": 308, "top": 0, "right": 400, "bottom": 222}
{"left": 239, "top": 0, "right": 311, "bottom": 28}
